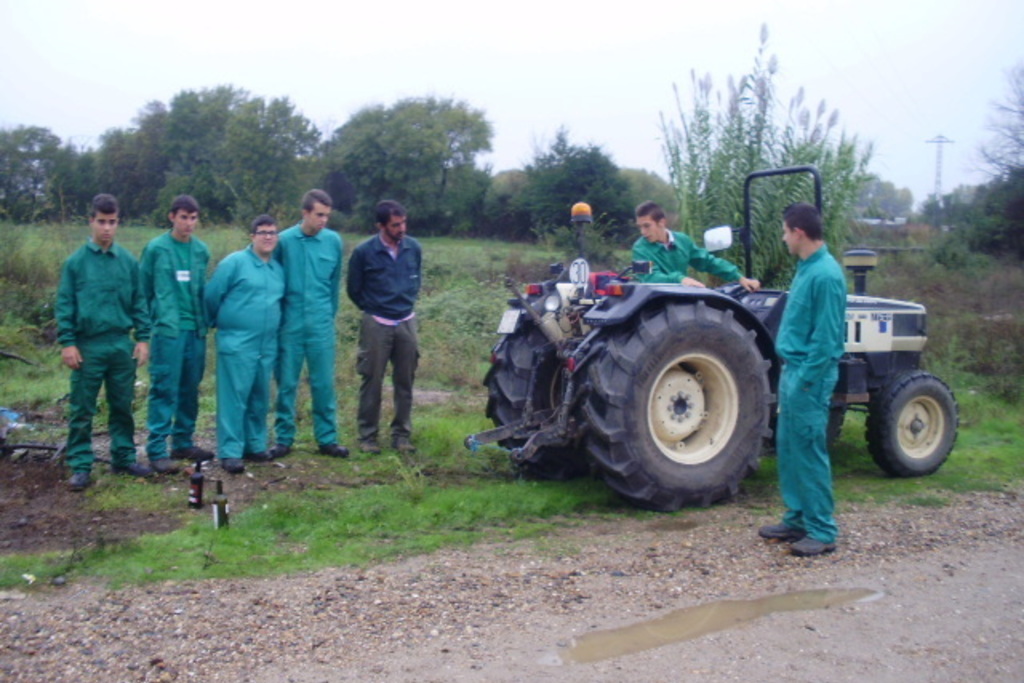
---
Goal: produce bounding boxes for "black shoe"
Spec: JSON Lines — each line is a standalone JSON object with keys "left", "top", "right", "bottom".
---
{"left": 68, "top": 471, "right": 91, "bottom": 491}
{"left": 149, "top": 458, "right": 180, "bottom": 474}
{"left": 790, "top": 537, "right": 837, "bottom": 557}
{"left": 318, "top": 443, "right": 350, "bottom": 458}
{"left": 391, "top": 437, "right": 417, "bottom": 454}
{"left": 111, "top": 462, "right": 154, "bottom": 477}
{"left": 221, "top": 458, "right": 245, "bottom": 474}
{"left": 243, "top": 451, "right": 274, "bottom": 463}
{"left": 358, "top": 439, "right": 381, "bottom": 454}
{"left": 267, "top": 444, "right": 291, "bottom": 459}
{"left": 171, "top": 446, "right": 215, "bottom": 462}
{"left": 758, "top": 523, "right": 807, "bottom": 542}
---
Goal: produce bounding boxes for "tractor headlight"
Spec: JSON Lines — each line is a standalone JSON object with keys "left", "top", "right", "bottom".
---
{"left": 544, "top": 293, "right": 561, "bottom": 313}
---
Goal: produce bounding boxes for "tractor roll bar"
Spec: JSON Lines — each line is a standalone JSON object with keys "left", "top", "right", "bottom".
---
{"left": 741, "top": 165, "right": 823, "bottom": 278}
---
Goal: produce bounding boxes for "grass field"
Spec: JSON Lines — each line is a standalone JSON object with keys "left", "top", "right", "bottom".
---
{"left": 0, "top": 220, "right": 1021, "bottom": 588}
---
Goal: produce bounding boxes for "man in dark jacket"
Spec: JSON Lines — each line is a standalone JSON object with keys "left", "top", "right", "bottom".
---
{"left": 346, "top": 200, "right": 422, "bottom": 454}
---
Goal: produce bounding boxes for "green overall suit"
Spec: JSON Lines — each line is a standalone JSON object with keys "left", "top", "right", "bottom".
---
{"left": 204, "top": 246, "right": 284, "bottom": 462}
{"left": 631, "top": 231, "right": 742, "bottom": 284}
{"left": 56, "top": 241, "right": 151, "bottom": 473}
{"left": 775, "top": 245, "right": 847, "bottom": 544}
{"left": 272, "top": 224, "right": 343, "bottom": 448}
{"left": 140, "top": 231, "right": 210, "bottom": 460}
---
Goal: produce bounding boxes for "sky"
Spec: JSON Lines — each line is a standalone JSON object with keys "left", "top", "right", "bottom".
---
{"left": 2, "top": 0, "right": 1021, "bottom": 209}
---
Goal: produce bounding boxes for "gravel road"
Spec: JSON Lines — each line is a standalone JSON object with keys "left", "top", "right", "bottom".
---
{"left": 2, "top": 490, "right": 1022, "bottom": 682}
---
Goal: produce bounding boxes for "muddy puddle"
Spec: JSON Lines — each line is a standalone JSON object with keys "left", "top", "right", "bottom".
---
{"left": 559, "top": 587, "right": 882, "bottom": 664}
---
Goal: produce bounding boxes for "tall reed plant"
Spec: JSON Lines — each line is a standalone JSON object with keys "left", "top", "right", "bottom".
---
{"left": 660, "top": 24, "right": 872, "bottom": 287}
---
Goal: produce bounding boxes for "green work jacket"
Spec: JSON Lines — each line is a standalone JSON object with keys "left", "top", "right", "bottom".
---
{"left": 56, "top": 241, "right": 151, "bottom": 347}
{"left": 273, "top": 224, "right": 342, "bottom": 339}
{"left": 140, "top": 232, "right": 210, "bottom": 338}
{"left": 204, "top": 246, "right": 284, "bottom": 357}
{"left": 632, "top": 231, "right": 742, "bottom": 284}
{"left": 776, "top": 245, "right": 847, "bottom": 388}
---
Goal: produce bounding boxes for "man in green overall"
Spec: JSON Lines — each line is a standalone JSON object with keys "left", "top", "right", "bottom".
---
{"left": 759, "top": 202, "right": 847, "bottom": 556}
{"left": 204, "top": 215, "right": 285, "bottom": 474}
{"left": 140, "top": 195, "right": 213, "bottom": 474}
{"left": 631, "top": 201, "right": 761, "bottom": 292}
{"left": 269, "top": 189, "right": 348, "bottom": 459}
{"left": 57, "top": 194, "right": 153, "bottom": 491}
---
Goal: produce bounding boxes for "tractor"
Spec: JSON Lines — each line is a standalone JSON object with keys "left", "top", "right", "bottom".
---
{"left": 466, "top": 166, "right": 958, "bottom": 511}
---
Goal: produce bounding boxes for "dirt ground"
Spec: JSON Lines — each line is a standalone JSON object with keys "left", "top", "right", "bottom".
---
{"left": 1, "top": 415, "right": 1023, "bottom": 682}
{"left": 0, "top": 436, "right": 314, "bottom": 555}
{"left": 1, "top": 490, "right": 1021, "bottom": 682}
{"left": 0, "top": 390, "right": 459, "bottom": 555}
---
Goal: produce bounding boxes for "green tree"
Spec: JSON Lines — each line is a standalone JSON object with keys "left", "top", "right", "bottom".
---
{"left": 161, "top": 86, "right": 250, "bottom": 222}
{"left": 857, "top": 178, "right": 913, "bottom": 219}
{"left": 967, "top": 170, "right": 1024, "bottom": 258}
{"left": 522, "top": 128, "right": 633, "bottom": 242}
{"left": 325, "top": 96, "right": 493, "bottom": 233}
{"left": 223, "top": 97, "right": 320, "bottom": 218}
{"left": 482, "top": 169, "right": 532, "bottom": 240}
{"left": 0, "top": 125, "right": 62, "bottom": 222}
{"left": 620, "top": 168, "right": 676, "bottom": 215}
{"left": 661, "top": 25, "right": 872, "bottom": 286}
{"left": 47, "top": 143, "right": 98, "bottom": 222}
{"left": 95, "top": 101, "right": 170, "bottom": 220}
{"left": 958, "top": 62, "right": 1024, "bottom": 260}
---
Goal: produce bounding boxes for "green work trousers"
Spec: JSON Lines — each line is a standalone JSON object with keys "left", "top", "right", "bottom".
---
{"left": 215, "top": 350, "right": 275, "bottom": 460}
{"left": 65, "top": 335, "right": 139, "bottom": 473}
{"left": 274, "top": 336, "right": 337, "bottom": 447}
{"left": 776, "top": 363, "right": 839, "bottom": 544}
{"left": 145, "top": 331, "right": 205, "bottom": 459}
{"left": 356, "top": 314, "right": 419, "bottom": 442}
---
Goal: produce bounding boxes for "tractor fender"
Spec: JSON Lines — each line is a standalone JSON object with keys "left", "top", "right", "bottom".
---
{"left": 577, "top": 284, "right": 780, "bottom": 392}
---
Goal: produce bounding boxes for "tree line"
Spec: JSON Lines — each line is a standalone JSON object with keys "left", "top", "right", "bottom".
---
{"left": 0, "top": 33, "right": 874, "bottom": 289}
{"left": 0, "top": 86, "right": 673, "bottom": 242}
{"left": 19, "top": 31, "right": 1017, "bottom": 284}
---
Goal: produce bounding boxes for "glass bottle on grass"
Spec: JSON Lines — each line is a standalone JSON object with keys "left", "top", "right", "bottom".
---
{"left": 212, "top": 480, "right": 229, "bottom": 529}
{"left": 188, "top": 460, "right": 204, "bottom": 509}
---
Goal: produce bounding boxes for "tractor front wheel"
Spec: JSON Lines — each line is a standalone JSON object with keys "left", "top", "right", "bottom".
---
{"left": 866, "top": 370, "right": 958, "bottom": 477}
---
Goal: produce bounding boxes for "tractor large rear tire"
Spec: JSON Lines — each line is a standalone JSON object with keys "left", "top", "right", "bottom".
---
{"left": 582, "top": 302, "right": 772, "bottom": 511}
{"left": 866, "top": 370, "right": 958, "bottom": 477}
{"left": 827, "top": 406, "right": 847, "bottom": 447}
{"left": 485, "top": 324, "right": 589, "bottom": 481}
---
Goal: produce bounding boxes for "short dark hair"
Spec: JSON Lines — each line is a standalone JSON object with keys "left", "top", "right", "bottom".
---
{"left": 250, "top": 214, "right": 278, "bottom": 234}
{"left": 635, "top": 200, "right": 666, "bottom": 222}
{"left": 375, "top": 199, "right": 407, "bottom": 226}
{"left": 91, "top": 194, "right": 119, "bottom": 217}
{"left": 783, "top": 202, "right": 823, "bottom": 241}
{"left": 169, "top": 194, "right": 200, "bottom": 215}
{"left": 302, "top": 189, "right": 333, "bottom": 212}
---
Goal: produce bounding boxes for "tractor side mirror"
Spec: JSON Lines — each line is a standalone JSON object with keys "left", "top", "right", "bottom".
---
{"left": 704, "top": 226, "right": 734, "bottom": 252}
